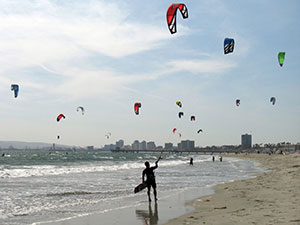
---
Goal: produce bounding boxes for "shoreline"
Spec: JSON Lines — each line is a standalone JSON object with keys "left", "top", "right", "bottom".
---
{"left": 34, "top": 155, "right": 263, "bottom": 225}
{"left": 164, "top": 154, "right": 300, "bottom": 225}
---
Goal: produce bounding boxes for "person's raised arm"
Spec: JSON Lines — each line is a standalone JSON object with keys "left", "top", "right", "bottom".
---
{"left": 153, "top": 157, "right": 160, "bottom": 169}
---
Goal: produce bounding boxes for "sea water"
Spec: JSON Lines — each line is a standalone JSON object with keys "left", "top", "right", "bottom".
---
{"left": 0, "top": 150, "right": 263, "bottom": 225}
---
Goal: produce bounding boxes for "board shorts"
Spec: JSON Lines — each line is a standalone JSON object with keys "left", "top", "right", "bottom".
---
{"left": 146, "top": 179, "right": 156, "bottom": 189}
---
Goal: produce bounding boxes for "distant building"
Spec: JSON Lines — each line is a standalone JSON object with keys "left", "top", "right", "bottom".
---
{"left": 156, "top": 146, "right": 163, "bottom": 150}
{"left": 103, "top": 144, "right": 116, "bottom": 150}
{"left": 164, "top": 143, "right": 173, "bottom": 150}
{"left": 123, "top": 145, "right": 132, "bottom": 150}
{"left": 177, "top": 143, "right": 181, "bottom": 150}
{"left": 147, "top": 141, "right": 156, "bottom": 150}
{"left": 132, "top": 140, "right": 140, "bottom": 150}
{"left": 87, "top": 146, "right": 94, "bottom": 150}
{"left": 179, "top": 140, "right": 195, "bottom": 150}
{"left": 241, "top": 134, "right": 252, "bottom": 149}
{"left": 140, "top": 141, "right": 147, "bottom": 150}
{"left": 116, "top": 140, "right": 124, "bottom": 149}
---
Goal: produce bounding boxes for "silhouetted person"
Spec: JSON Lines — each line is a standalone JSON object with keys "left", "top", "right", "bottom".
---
{"left": 190, "top": 157, "right": 193, "bottom": 165}
{"left": 219, "top": 156, "right": 222, "bottom": 162}
{"left": 212, "top": 156, "right": 215, "bottom": 162}
{"left": 143, "top": 157, "right": 160, "bottom": 202}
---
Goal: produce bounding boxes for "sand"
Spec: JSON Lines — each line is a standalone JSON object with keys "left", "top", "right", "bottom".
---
{"left": 164, "top": 154, "right": 300, "bottom": 225}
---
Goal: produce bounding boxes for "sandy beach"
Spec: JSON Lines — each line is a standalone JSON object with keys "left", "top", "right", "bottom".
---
{"left": 165, "top": 154, "right": 300, "bottom": 225}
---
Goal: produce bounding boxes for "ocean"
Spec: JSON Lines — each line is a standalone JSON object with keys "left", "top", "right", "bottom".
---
{"left": 0, "top": 150, "right": 263, "bottom": 225}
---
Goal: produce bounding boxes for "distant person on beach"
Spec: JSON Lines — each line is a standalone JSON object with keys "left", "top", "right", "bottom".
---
{"left": 212, "top": 156, "right": 215, "bottom": 162}
{"left": 219, "top": 156, "right": 222, "bottom": 162}
{"left": 190, "top": 157, "right": 193, "bottom": 165}
{"left": 143, "top": 158, "right": 160, "bottom": 202}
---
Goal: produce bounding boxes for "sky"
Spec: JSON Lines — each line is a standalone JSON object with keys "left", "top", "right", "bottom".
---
{"left": 0, "top": 0, "right": 299, "bottom": 148}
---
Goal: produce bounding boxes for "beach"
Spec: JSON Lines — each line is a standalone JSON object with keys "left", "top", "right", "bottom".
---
{"left": 1, "top": 152, "right": 299, "bottom": 225}
{"left": 0, "top": 151, "right": 262, "bottom": 225}
{"left": 165, "top": 154, "right": 300, "bottom": 225}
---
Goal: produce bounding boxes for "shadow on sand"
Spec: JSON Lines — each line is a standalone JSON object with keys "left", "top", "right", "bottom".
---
{"left": 135, "top": 202, "right": 159, "bottom": 225}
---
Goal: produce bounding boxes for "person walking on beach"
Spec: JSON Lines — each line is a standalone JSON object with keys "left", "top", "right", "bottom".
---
{"left": 142, "top": 157, "right": 160, "bottom": 202}
{"left": 212, "top": 156, "right": 215, "bottom": 162}
{"left": 190, "top": 157, "right": 193, "bottom": 165}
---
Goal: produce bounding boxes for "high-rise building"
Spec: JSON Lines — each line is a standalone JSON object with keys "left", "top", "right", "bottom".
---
{"left": 140, "top": 141, "right": 147, "bottom": 150}
{"left": 241, "top": 134, "right": 252, "bottom": 149}
{"left": 147, "top": 141, "right": 156, "bottom": 150}
{"left": 164, "top": 143, "right": 173, "bottom": 149}
{"left": 132, "top": 140, "right": 140, "bottom": 150}
{"left": 116, "top": 140, "right": 124, "bottom": 149}
{"left": 179, "top": 140, "right": 195, "bottom": 150}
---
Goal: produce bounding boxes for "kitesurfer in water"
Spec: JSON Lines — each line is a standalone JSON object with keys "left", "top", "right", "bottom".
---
{"left": 143, "top": 158, "right": 160, "bottom": 202}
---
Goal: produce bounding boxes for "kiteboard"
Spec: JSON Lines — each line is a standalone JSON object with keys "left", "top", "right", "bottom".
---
{"left": 134, "top": 181, "right": 147, "bottom": 193}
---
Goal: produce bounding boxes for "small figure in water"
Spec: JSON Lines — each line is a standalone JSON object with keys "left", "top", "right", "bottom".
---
{"left": 212, "top": 156, "right": 215, "bottom": 162}
{"left": 143, "top": 157, "right": 160, "bottom": 202}
{"left": 1, "top": 153, "right": 5, "bottom": 157}
{"left": 219, "top": 156, "right": 222, "bottom": 162}
{"left": 190, "top": 157, "right": 193, "bottom": 165}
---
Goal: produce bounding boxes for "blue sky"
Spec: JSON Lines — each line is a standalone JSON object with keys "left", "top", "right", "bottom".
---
{"left": 0, "top": 0, "right": 299, "bottom": 147}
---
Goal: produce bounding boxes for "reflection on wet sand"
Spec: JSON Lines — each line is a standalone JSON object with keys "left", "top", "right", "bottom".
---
{"left": 135, "top": 202, "right": 159, "bottom": 225}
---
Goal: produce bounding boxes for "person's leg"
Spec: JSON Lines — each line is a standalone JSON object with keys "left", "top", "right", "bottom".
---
{"left": 147, "top": 186, "right": 151, "bottom": 202}
{"left": 153, "top": 188, "right": 157, "bottom": 201}
{"left": 152, "top": 182, "right": 157, "bottom": 201}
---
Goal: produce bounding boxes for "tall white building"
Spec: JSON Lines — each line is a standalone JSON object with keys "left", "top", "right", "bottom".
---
{"left": 132, "top": 140, "right": 140, "bottom": 150}
{"left": 165, "top": 143, "right": 173, "bottom": 149}
{"left": 179, "top": 140, "right": 195, "bottom": 150}
{"left": 147, "top": 141, "right": 156, "bottom": 150}
{"left": 140, "top": 141, "right": 147, "bottom": 150}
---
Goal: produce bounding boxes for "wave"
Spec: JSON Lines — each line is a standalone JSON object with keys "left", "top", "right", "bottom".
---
{"left": 0, "top": 155, "right": 212, "bottom": 179}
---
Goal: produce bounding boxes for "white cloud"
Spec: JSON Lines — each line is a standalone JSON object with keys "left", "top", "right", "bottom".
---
{"left": 0, "top": 0, "right": 170, "bottom": 75}
{"left": 166, "top": 59, "right": 237, "bottom": 75}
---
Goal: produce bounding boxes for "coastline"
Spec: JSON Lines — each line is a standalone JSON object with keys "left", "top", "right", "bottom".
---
{"left": 164, "top": 154, "right": 300, "bottom": 225}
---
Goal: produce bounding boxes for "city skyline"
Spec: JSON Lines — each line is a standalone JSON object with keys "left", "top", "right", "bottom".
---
{"left": 0, "top": 0, "right": 299, "bottom": 147}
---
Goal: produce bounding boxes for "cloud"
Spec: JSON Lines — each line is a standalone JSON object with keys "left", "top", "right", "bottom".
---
{"left": 0, "top": 0, "right": 237, "bottom": 101}
{"left": 166, "top": 58, "right": 237, "bottom": 75}
{"left": 0, "top": 0, "right": 170, "bottom": 75}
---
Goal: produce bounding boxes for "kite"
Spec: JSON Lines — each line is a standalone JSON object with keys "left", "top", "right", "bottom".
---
{"left": 77, "top": 106, "right": 84, "bottom": 115}
{"left": 57, "top": 114, "right": 66, "bottom": 122}
{"left": 278, "top": 52, "right": 285, "bottom": 67}
{"left": 176, "top": 101, "right": 182, "bottom": 108}
{"left": 11, "top": 84, "right": 19, "bottom": 98}
{"left": 270, "top": 97, "right": 276, "bottom": 105}
{"left": 178, "top": 112, "right": 184, "bottom": 118}
{"left": 224, "top": 38, "right": 234, "bottom": 54}
{"left": 166, "top": 3, "right": 188, "bottom": 34}
{"left": 134, "top": 102, "right": 142, "bottom": 115}
{"left": 105, "top": 132, "right": 111, "bottom": 139}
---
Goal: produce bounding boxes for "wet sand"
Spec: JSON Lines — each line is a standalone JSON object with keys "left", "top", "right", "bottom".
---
{"left": 164, "top": 154, "right": 300, "bottom": 225}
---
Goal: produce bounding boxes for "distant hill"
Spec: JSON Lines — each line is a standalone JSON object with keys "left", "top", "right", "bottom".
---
{"left": 0, "top": 141, "right": 74, "bottom": 150}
